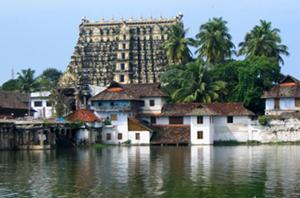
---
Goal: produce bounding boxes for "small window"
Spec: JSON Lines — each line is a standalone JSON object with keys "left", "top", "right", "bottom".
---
{"left": 120, "top": 63, "right": 125, "bottom": 70}
{"left": 274, "top": 98, "right": 280, "bottom": 109}
{"left": 135, "top": 133, "right": 140, "bottom": 140}
{"left": 227, "top": 116, "right": 233, "bottom": 123}
{"left": 169, "top": 116, "right": 183, "bottom": 124}
{"left": 121, "top": 53, "right": 125, "bottom": 60}
{"left": 150, "top": 116, "right": 156, "bottom": 124}
{"left": 111, "top": 114, "right": 117, "bottom": 121}
{"left": 149, "top": 100, "right": 155, "bottom": 107}
{"left": 98, "top": 102, "right": 102, "bottom": 106}
{"left": 197, "top": 116, "right": 203, "bottom": 124}
{"left": 197, "top": 131, "right": 203, "bottom": 139}
{"left": 123, "top": 35, "right": 126, "bottom": 40}
{"left": 110, "top": 102, "right": 114, "bottom": 106}
{"left": 122, "top": 43, "right": 126, "bottom": 49}
{"left": 141, "top": 101, "right": 145, "bottom": 107}
{"left": 106, "top": 133, "right": 111, "bottom": 140}
{"left": 34, "top": 101, "right": 42, "bottom": 107}
{"left": 46, "top": 101, "right": 52, "bottom": 107}
{"left": 118, "top": 133, "right": 122, "bottom": 140}
{"left": 120, "top": 75, "right": 125, "bottom": 82}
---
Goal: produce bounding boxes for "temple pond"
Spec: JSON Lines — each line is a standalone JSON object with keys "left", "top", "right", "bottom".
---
{"left": 0, "top": 145, "right": 299, "bottom": 197}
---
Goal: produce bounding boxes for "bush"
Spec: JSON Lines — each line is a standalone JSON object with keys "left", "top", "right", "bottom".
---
{"left": 258, "top": 115, "right": 270, "bottom": 126}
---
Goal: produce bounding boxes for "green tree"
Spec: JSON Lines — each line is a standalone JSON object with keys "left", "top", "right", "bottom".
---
{"left": 211, "top": 56, "right": 281, "bottom": 113}
{"left": 238, "top": 20, "right": 289, "bottom": 65}
{"left": 161, "top": 61, "right": 226, "bottom": 103}
{"left": 163, "top": 23, "right": 193, "bottom": 64}
{"left": 0, "top": 79, "right": 20, "bottom": 91}
{"left": 195, "top": 17, "right": 235, "bottom": 65}
{"left": 17, "top": 68, "right": 38, "bottom": 93}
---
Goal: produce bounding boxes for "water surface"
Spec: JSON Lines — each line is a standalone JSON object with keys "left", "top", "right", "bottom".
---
{"left": 0, "top": 146, "right": 299, "bottom": 197}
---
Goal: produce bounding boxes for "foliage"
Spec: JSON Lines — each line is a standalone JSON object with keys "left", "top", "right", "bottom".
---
{"left": 17, "top": 68, "right": 39, "bottom": 93}
{"left": 258, "top": 115, "right": 271, "bottom": 126}
{"left": 160, "top": 61, "right": 226, "bottom": 103}
{"left": 50, "top": 88, "right": 73, "bottom": 117}
{"left": 210, "top": 56, "right": 281, "bottom": 113}
{"left": 103, "top": 117, "right": 112, "bottom": 125}
{"left": 195, "top": 17, "right": 235, "bottom": 65}
{"left": 163, "top": 23, "right": 193, "bottom": 64}
{"left": 0, "top": 79, "right": 20, "bottom": 91}
{"left": 238, "top": 20, "right": 289, "bottom": 65}
{"left": 41, "top": 68, "right": 62, "bottom": 85}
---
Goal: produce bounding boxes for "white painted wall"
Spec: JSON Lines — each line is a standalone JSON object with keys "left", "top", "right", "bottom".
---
{"left": 280, "top": 98, "right": 295, "bottom": 110}
{"left": 140, "top": 97, "right": 166, "bottom": 114}
{"left": 128, "top": 131, "right": 150, "bottom": 144}
{"left": 190, "top": 116, "right": 214, "bottom": 144}
{"left": 31, "top": 99, "right": 53, "bottom": 119}
{"left": 266, "top": 98, "right": 275, "bottom": 110}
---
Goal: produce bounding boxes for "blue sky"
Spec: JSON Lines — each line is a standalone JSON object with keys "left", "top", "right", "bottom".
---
{"left": 0, "top": 0, "right": 299, "bottom": 84}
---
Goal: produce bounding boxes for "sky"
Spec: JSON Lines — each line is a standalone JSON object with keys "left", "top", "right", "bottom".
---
{"left": 0, "top": 0, "right": 299, "bottom": 85}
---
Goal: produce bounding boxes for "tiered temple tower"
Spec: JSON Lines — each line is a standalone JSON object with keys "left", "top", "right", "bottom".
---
{"left": 64, "top": 14, "right": 182, "bottom": 86}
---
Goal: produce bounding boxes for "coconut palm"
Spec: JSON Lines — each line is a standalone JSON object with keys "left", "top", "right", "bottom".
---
{"left": 163, "top": 23, "right": 193, "bottom": 64}
{"left": 195, "top": 17, "right": 235, "bottom": 65}
{"left": 238, "top": 20, "right": 289, "bottom": 65}
{"left": 17, "top": 68, "right": 38, "bottom": 93}
{"left": 160, "top": 61, "right": 226, "bottom": 103}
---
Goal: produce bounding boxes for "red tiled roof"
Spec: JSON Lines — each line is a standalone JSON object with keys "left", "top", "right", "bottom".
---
{"left": 161, "top": 103, "right": 254, "bottom": 116}
{"left": 151, "top": 125, "right": 190, "bottom": 144}
{"left": 66, "top": 109, "right": 100, "bottom": 122}
{"left": 128, "top": 117, "right": 152, "bottom": 132}
{"left": 91, "top": 81, "right": 167, "bottom": 101}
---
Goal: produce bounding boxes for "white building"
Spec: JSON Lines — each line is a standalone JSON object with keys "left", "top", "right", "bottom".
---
{"left": 91, "top": 82, "right": 164, "bottom": 144}
{"left": 263, "top": 75, "right": 300, "bottom": 116}
{"left": 30, "top": 91, "right": 53, "bottom": 119}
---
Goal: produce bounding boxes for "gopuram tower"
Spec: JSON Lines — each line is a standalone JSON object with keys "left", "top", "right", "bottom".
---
{"left": 62, "top": 14, "right": 182, "bottom": 87}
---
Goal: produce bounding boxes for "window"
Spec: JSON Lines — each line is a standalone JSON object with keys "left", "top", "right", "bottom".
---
{"left": 122, "top": 43, "right": 126, "bottom": 49}
{"left": 98, "top": 102, "right": 102, "bottom": 106}
{"left": 123, "top": 35, "right": 126, "bottom": 40}
{"left": 120, "top": 75, "right": 125, "bottom": 82}
{"left": 274, "top": 98, "right": 280, "bottom": 109}
{"left": 197, "top": 131, "right": 203, "bottom": 139}
{"left": 197, "top": 116, "right": 203, "bottom": 124}
{"left": 118, "top": 133, "right": 122, "bottom": 140}
{"left": 121, "top": 53, "right": 125, "bottom": 60}
{"left": 34, "top": 101, "right": 42, "bottom": 107}
{"left": 110, "top": 102, "right": 114, "bottom": 106}
{"left": 106, "top": 133, "right": 111, "bottom": 140}
{"left": 149, "top": 100, "right": 155, "bottom": 107}
{"left": 150, "top": 116, "right": 156, "bottom": 124}
{"left": 111, "top": 114, "right": 118, "bottom": 121}
{"left": 135, "top": 133, "right": 140, "bottom": 140}
{"left": 141, "top": 101, "right": 145, "bottom": 107}
{"left": 169, "top": 116, "right": 183, "bottom": 124}
{"left": 46, "top": 101, "right": 52, "bottom": 107}
{"left": 120, "top": 63, "right": 125, "bottom": 70}
{"left": 227, "top": 116, "right": 233, "bottom": 123}
{"left": 296, "top": 98, "right": 300, "bottom": 107}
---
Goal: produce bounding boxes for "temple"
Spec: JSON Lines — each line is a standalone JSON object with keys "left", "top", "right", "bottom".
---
{"left": 63, "top": 14, "right": 182, "bottom": 87}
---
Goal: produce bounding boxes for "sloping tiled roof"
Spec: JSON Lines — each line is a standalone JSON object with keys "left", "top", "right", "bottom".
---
{"left": 151, "top": 125, "right": 190, "bottom": 144}
{"left": 128, "top": 117, "right": 152, "bottom": 132}
{"left": 0, "top": 91, "right": 29, "bottom": 110}
{"left": 91, "top": 81, "right": 167, "bottom": 101}
{"left": 161, "top": 103, "right": 254, "bottom": 116}
{"left": 66, "top": 109, "right": 100, "bottom": 122}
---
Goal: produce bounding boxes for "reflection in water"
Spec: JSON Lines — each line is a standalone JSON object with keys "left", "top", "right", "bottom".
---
{"left": 0, "top": 146, "right": 300, "bottom": 197}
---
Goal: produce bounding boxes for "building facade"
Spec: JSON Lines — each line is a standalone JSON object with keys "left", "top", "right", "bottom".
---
{"left": 30, "top": 91, "right": 53, "bottom": 119}
{"left": 63, "top": 15, "right": 182, "bottom": 86}
{"left": 263, "top": 75, "right": 300, "bottom": 116}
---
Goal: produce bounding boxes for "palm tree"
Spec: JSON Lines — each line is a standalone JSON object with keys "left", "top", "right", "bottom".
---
{"left": 238, "top": 20, "right": 289, "bottom": 65}
{"left": 195, "top": 17, "right": 235, "bottom": 65}
{"left": 160, "top": 61, "right": 226, "bottom": 103}
{"left": 17, "top": 68, "right": 38, "bottom": 93}
{"left": 163, "top": 23, "right": 193, "bottom": 64}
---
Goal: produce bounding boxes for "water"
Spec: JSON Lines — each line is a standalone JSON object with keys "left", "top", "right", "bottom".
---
{"left": 0, "top": 146, "right": 300, "bottom": 198}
